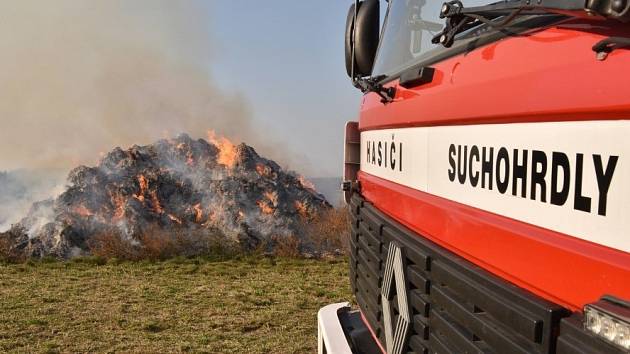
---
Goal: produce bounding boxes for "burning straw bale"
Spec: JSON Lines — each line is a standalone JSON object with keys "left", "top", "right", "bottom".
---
{"left": 4, "top": 133, "right": 330, "bottom": 259}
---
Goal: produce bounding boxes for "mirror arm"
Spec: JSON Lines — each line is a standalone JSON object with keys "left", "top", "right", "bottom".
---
{"left": 353, "top": 76, "right": 396, "bottom": 104}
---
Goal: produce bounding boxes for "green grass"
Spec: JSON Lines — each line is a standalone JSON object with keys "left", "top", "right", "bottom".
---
{"left": 0, "top": 257, "right": 350, "bottom": 353}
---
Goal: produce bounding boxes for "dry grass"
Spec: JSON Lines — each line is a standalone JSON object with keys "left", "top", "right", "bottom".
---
{"left": 0, "top": 229, "right": 26, "bottom": 264}
{"left": 86, "top": 207, "right": 351, "bottom": 261}
{"left": 0, "top": 256, "right": 351, "bottom": 353}
{"left": 272, "top": 235, "right": 302, "bottom": 258}
{"left": 263, "top": 208, "right": 350, "bottom": 258}
{"left": 88, "top": 226, "right": 238, "bottom": 262}
{"left": 87, "top": 229, "right": 139, "bottom": 261}
{"left": 303, "top": 208, "right": 350, "bottom": 256}
{"left": 0, "top": 233, "right": 11, "bottom": 259}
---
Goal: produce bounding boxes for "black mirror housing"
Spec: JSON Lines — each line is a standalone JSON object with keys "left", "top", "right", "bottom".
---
{"left": 345, "top": 3, "right": 358, "bottom": 78}
{"left": 345, "top": 0, "right": 380, "bottom": 79}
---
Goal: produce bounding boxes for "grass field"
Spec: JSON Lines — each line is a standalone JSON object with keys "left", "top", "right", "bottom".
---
{"left": 0, "top": 257, "right": 351, "bottom": 353}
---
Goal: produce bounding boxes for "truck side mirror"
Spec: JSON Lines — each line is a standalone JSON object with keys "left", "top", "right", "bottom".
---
{"left": 345, "top": 0, "right": 380, "bottom": 78}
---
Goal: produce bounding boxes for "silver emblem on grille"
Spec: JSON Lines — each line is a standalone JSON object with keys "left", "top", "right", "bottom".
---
{"left": 381, "top": 243, "right": 410, "bottom": 354}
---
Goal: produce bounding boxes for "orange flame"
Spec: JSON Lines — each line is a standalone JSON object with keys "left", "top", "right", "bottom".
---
{"left": 257, "top": 200, "right": 274, "bottom": 215}
{"left": 133, "top": 175, "right": 148, "bottom": 202}
{"left": 203, "top": 210, "right": 218, "bottom": 226}
{"left": 150, "top": 190, "right": 163, "bottom": 214}
{"left": 110, "top": 192, "right": 126, "bottom": 221}
{"left": 187, "top": 152, "right": 195, "bottom": 166}
{"left": 264, "top": 191, "right": 278, "bottom": 206}
{"left": 298, "top": 175, "right": 316, "bottom": 191}
{"left": 207, "top": 130, "right": 237, "bottom": 168}
{"left": 132, "top": 175, "right": 163, "bottom": 214}
{"left": 74, "top": 205, "right": 94, "bottom": 217}
{"left": 168, "top": 214, "right": 182, "bottom": 224}
{"left": 138, "top": 175, "right": 148, "bottom": 191}
{"left": 193, "top": 203, "right": 203, "bottom": 223}
{"left": 176, "top": 143, "right": 195, "bottom": 166}
{"left": 294, "top": 200, "right": 309, "bottom": 218}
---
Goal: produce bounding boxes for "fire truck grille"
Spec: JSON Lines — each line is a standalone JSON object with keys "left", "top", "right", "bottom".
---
{"left": 348, "top": 194, "right": 569, "bottom": 354}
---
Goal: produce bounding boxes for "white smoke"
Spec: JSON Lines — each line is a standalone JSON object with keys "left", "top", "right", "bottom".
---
{"left": 0, "top": 1, "right": 262, "bottom": 171}
{"left": 0, "top": 1, "right": 302, "bottom": 228}
{"left": 0, "top": 170, "right": 66, "bottom": 231}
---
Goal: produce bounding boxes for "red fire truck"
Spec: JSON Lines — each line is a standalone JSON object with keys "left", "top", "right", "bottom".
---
{"left": 318, "top": 1, "right": 630, "bottom": 353}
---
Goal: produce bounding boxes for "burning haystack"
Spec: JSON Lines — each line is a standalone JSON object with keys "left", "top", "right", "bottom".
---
{"left": 2, "top": 133, "right": 330, "bottom": 258}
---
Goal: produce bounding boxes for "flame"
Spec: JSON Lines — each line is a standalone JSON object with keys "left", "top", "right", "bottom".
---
{"left": 150, "top": 190, "right": 163, "bottom": 214}
{"left": 133, "top": 175, "right": 149, "bottom": 202}
{"left": 294, "top": 200, "right": 309, "bottom": 218}
{"left": 256, "top": 200, "right": 274, "bottom": 215}
{"left": 193, "top": 203, "right": 203, "bottom": 222}
{"left": 298, "top": 175, "right": 316, "bottom": 191}
{"left": 110, "top": 192, "right": 126, "bottom": 221}
{"left": 187, "top": 152, "right": 195, "bottom": 166}
{"left": 132, "top": 175, "right": 164, "bottom": 214}
{"left": 264, "top": 191, "right": 278, "bottom": 206}
{"left": 175, "top": 142, "right": 195, "bottom": 166}
{"left": 74, "top": 205, "right": 94, "bottom": 217}
{"left": 138, "top": 175, "right": 148, "bottom": 190}
{"left": 168, "top": 214, "right": 182, "bottom": 224}
{"left": 207, "top": 130, "right": 237, "bottom": 168}
{"left": 203, "top": 210, "right": 218, "bottom": 226}
{"left": 256, "top": 163, "right": 269, "bottom": 176}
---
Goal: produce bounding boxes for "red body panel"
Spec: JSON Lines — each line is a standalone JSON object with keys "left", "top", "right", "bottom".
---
{"left": 360, "top": 172, "right": 630, "bottom": 311}
{"left": 358, "top": 18, "right": 630, "bottom": 312}
{"left": 361, "top": 19, "right": 630, "bottom": 131}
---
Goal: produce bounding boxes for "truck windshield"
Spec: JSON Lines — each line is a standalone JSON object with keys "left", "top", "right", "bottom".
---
{"left": 372, "top": 0, "right": 497, "bottom": 78}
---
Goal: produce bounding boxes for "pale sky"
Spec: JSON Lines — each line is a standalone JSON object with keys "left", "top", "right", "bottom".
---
{"left": 210, "top": 2, "right": 361, "bottom": 177}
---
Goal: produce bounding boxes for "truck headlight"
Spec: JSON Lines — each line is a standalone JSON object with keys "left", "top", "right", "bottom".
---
{"left": 584, "top": 296, "right": 630, "bottom": 350}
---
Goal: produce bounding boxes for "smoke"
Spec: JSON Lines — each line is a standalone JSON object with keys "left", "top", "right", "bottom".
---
{"left": 0, "top": 0, "right": 264, "bottom": 171}
{"left": 0, "top": 170, "right": 66, "bottom": 231}
{"left": 0, "top": 1, "right": 308, "bottom": 229}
